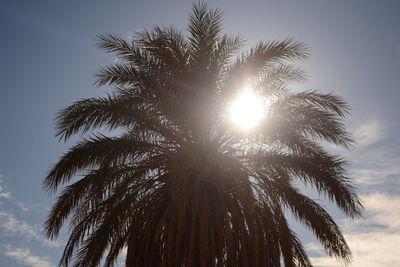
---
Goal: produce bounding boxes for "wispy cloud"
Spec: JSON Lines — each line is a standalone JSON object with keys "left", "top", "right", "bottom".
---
{"left": 346, "top": 117, "right": 398, "bottom": 188}
{"left": 311, "top": 116, "right": 400, "bottom": 266}
{"left": 0, "top": 211, "right": 61, "bottom": 248}
{"left": 0, "top": 175, "right": 12, "bottom": 199}
{"left": 0, "top": 211, "right": 42, "bottom": 241}
{"left": 0, "top": 175, "right": 48, "bottom": 212}
{"left": 350, "top": 145, "right": 400, "bottom": 190}
{"left": 352, "top": 117, "right": 386, "bottom": 148}
{"left": 3, "top": 245, "right": 54, "bottom": 267}
{"left": 310, "top": 231, "right": 400, "bottom": 267}
{"left": 361, "top": 193, "right": 400, "bottom": 230}
{"left": 0, "top": 191, "right": 11, "bottom": 199}
{"left": 0, "top": 175, "right": 62, "bottom": 248}
{"left": 308, "top": 193, "right": 400, "bottom": 267}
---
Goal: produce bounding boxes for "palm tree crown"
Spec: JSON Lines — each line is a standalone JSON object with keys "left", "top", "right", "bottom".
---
{"left": 44, "top": 2, "right": 362, "bottom": 267}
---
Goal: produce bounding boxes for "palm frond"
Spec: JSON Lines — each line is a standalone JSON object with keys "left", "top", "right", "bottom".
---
{"left": 188, "top": 2, "right": 223, "bottom": 68}
{"left": 229, "top": 38, "right": 309, "bottom": 80}
{"left": 94, "top": 64, "right": 140, "bottom": 87}
{"left": 250, "top": 149, "right": 362, "bottom": 218}
{"left": 252, "top": 64, "right": 307, "bottom": 95}
{"left": 55, "top": 94, "right": 142, "bottom": 140}
{"left": 266, "top": 94, "right": 353, "bottom": 148}
{"left": 134, "top": 26, "right": 190, "bottom": 73}
{"left": 44, "top": 134, "right": 161, "bottom": 193}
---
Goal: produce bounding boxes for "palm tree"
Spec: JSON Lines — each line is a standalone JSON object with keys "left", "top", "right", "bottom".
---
{"left": 44, "top": 2, "right": 362, "bottom": 267}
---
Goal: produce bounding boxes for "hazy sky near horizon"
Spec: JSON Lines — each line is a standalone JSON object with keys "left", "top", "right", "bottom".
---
{"left": 1, "top": 1, "right": 399, "bottom": 266}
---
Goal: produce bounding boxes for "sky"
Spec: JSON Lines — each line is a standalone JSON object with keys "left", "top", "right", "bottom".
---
{"left": 0, "top": 0, "right": 399, "bottom": 266}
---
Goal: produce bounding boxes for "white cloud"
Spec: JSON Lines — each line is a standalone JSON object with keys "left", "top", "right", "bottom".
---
{"left": 0, "top": 192, "right": 11, "bottom": 199}
{"left": 347, "top": 141, "right": 400, "bottom": 187}
{"left": 0, "top": 175, "right": 33, "bottom": 210}
{"left": 310, "top": 231, "right": 400, "bottom": 267}
{"left": 351, "top": 160, "right": 400, "bottom": 187}
{"left": 0, "top": 208, "right": 62, "bottom": 248}
{"left": 362, "top": 193, "right": 400, "bottom": 229}
{"left": 17, "top": 202, "right": 30, "bottom": 212}
{"left": 0, "top": 175, "right": 12, "bottom": 199}
{"left": 0, "top": 211, "right": 42, "bottom": 241}
{"left": 312, "top": 131, "right": 400, "bottom": 266}
{"left": 0, "top": 175, "right": 62, "bottom": 248}
{"left": 353, "top": 118, "right": 385, "bottom": 148}
{"left": 309, "top": 193, "right": 400, "bottom": 267}
{"left": 3, "top": 245, "right": 54, "bottom": 267}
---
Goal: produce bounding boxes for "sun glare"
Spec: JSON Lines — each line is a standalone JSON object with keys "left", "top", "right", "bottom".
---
{"left": 229, "top": 89, "right": 265, "bottom": 130}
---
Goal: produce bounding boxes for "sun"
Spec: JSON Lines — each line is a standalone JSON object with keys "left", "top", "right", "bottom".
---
{"left": 229, "top": 89, "right": 265, "bottom": 130}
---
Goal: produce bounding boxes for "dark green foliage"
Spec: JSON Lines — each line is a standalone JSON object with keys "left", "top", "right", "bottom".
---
{"left": 44, "top": 2, "right": 362, "bottom": 267}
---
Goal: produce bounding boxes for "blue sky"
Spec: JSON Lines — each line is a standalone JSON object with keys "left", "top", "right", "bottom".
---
{"left": 0, "top": 1, "right": 399, "bottom": 266}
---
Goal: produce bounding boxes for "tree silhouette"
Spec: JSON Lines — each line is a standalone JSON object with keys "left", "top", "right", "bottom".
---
{"left": 44, "top": 2, "right": 362, "bottom": 267}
